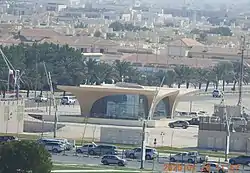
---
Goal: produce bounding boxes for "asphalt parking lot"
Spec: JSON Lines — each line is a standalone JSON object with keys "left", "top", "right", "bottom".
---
{"left": 50, "top": 149, "right": 250, "bottom": 172}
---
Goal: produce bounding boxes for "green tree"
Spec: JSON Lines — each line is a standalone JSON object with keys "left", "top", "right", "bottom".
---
{"left": 0, "top": 141, "right": 52, "bottom": 173}
{"left": 209, "top": 27, "right": 232, "bottom": 36}
{"left": 94, "top": 30, "right": 101, "bottom": 37}
{"left": 204, "top": 69, "right": 216, "bottom": 92}
{"left": 215, "top": 62, "right": 234, "bottom": 91}
{"left": 109, "top": 21, "right": 124, "bottom": 31}
{"left": 113, "top": 60, "right": 134, "bottom": 82}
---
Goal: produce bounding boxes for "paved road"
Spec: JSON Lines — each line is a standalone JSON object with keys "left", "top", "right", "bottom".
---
{"left": 179, "top": 94, "right": 250, "bottom": 102}
{"left": 24, "top": 94, "right": 250, "bottom": 109}
{"left": 51, "top": 153, "right": 250, "bottom": 172}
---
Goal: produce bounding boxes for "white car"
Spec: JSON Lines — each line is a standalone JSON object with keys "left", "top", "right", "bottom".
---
{"left": 124, "top": 147, "right": 158, "bottom": 160}
{"left": 43, "top": 142, "right": 66, "bottom": 153}
{"left": 169, "top": 152, "right": 207, "bottom": 163}
{"left": 76, "top": 143, "right": 97, "bottom": 153}
{"left": 61, "top": 96, "right": 76, "bottom": 105}
{"left": 212, "top": 89, "right": 223, "bottom": 98}
{"left": 35, "top": 95, "right": 48, "bottom": 102}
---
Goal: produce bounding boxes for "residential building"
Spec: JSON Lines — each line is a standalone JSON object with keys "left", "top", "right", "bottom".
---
{"left": 167, "top": 38, "right": 204, "bottom": 57}
{"left": 44, "top": 3, "right": 67, "bottom": 12}
{"left": 188, "top": 46, "right": 250, "bottom": 61}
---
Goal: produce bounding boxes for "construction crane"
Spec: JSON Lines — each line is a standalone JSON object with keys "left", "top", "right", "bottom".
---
{"left": 43, "top": 62, "right": 58, "bottom": 138}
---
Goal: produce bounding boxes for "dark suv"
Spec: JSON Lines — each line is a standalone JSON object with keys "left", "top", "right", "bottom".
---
{"left": 88, "top": 145, "right": 118, "bottom": 156}
{"left": 229, "top": 155, "right": 250, "bottom": 165}
{"left": 169, "top": 120, "right": 189, "bottom": 129}
{"left": 0, "top": 136, "right": 18, "bottom": 143}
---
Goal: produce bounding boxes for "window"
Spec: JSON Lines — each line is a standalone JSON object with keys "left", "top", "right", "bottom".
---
{"left": 110, "top": 156, "right": 117, "bottom": 160}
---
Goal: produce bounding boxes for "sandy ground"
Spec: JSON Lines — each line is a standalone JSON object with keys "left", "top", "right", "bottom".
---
{"left": 25, "top": 94, "right": 250, "bottom": 148}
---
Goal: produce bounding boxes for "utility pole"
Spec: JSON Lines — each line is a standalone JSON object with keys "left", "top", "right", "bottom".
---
{"left": 35, "top": 53, "right": 38, "bottom": 98}
{"left": 15, "top": 70, "right": 20, "bottom": 100}
{"left": 238, "top": 35, "right": 245, "bottom": 115}
{"left": 43, "top": 62, "right": 57, "bottom": 138}
{"left": 221, "top": 94, "right": 230, "bottom": 161}
{"left": 140, "top": 77, "right": 165, "bottom": 170}
{"left": 140, "top": 119, "right": 146, "bottom": 169}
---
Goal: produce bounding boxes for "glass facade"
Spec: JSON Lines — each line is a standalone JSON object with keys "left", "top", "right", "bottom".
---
{"left": 90, "top": 94, "right": 170, "bottom": 120}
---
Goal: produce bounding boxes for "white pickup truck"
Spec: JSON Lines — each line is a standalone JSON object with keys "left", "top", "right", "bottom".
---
{"left": 170, "top": 151, "right": 208, "bottom": 163}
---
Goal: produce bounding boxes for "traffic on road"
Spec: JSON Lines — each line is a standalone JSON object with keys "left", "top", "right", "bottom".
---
{"left": 2, "top": 135, "right": 250, "bottom": 172}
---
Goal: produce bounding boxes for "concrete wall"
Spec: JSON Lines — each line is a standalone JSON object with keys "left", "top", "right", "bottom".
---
{"left": 198, "top": 130, "right": 250, "bottom": 152}
{"left": 0, "top": 100, "right": 25, "bottom": 133}
{"left": 23, "top": 121, "right": 65, "bottom": 133}
{"left": 29, "top": 114, "right": 170, "bottom": 128}
{"left": 100, "top": 127, "right": 149, "bottom": 145}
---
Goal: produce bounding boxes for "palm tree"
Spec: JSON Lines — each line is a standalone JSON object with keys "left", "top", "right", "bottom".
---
{"left": 215, "top": 62, "right": 234, "bottom": 91}
{"left": 93, "top": 62, "right": 114, "bottom": 84}
{"left": 174, "top": 65, "right": 185, "bottom": 88}
{"left": 84, "top": 58, "right": 98, "bottom": 84}
{"left": 113, "top": 60, "right": 133, "bottom": 82}
{"left": 194, "top": 68, "right": 208, "bottom": 89}
{"left": 165, "top": 70, "right": 176, "bottom": 88}
{"left": 174, "top": 65, "right": 193, "bottom": 88}
{"left": 204, "top": 69, "right": 216, "bottom": 92}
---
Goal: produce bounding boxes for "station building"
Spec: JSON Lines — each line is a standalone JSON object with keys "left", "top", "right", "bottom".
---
{"left": 58, "top": 82, "right": 197, "bottom": 120}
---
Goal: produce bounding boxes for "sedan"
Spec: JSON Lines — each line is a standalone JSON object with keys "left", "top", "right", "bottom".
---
{"left": 229, "top": 155, "right": 250, "bottom": 166}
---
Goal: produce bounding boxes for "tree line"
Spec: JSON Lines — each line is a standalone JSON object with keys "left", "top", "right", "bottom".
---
{"left": 0, "top": 43, "right": 249, "bottom": 93}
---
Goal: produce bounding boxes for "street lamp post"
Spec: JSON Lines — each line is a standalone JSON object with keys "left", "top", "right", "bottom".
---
{"left": 140, "top": 119, "right": 146, "bottom": 169}
{"left": 238, "top": 35, "right": 245, "bottom": 114}
{"left": 160, "top": 132, "right": 165, "bottom": 146}
{"left": 140, "top": 76, "right": 165, "bottom": 170}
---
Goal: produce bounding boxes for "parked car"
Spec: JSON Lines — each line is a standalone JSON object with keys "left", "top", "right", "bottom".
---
{"left": 230, "top": 117, "right": 247, "bottom": 128}
{"left": 61, "top": 96, "right": 76, "bottom": 105}
{"left": 9, "top": 94, "right": 23, "bottom": 99}
{"left": 76, "top": 143, "right": 97, "bottom": 153}
{"left": 37, "top": 138, "right": 73, "bottom": 150}
{"left": 169, "top": 151, "right": 208, "bottom": 163}
{"left": 198, "top": 111, "right": 208, "bottom": 116}
{"left": 229, "top": 155, "right": 250, "bottom": 166}
{"left": 178, "top": 112, "right": 189, "bottom": 116}
{"left": 168, "top": 120, "right": 189, "bottom": 129}
{"left": 101, "top": 155, "right": 127, "bottom": 166}
{"left": 88, "top": 144, "right": 118, "bottom": 156}
{"left": 187, "top": 117, "right": 200, "bottom": 125}
{"left": 56, "top": 138, "right": 74, "bottom": 150}
{"left": 0, "top": 136, "right": 18, "bottom": 143}
{"left": 189, "top": 112, "right": 198, "bottom": 116}
{"left": 124, "top": 147, "right": 158, "bottom": 160}
{"left": 212, "top": 89, "right": 223, "bottom": 98}
{"left": 201, "top": 163, "right": 228, "bottom": 173}
{"left": 43, "top": 142, "right": 66, "bottom": 153}
{"left": 188, "top": 151, "right": 209, "bottom": 163}
{"left": 35, "top": 95, "right": 48, "bottom": 102}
